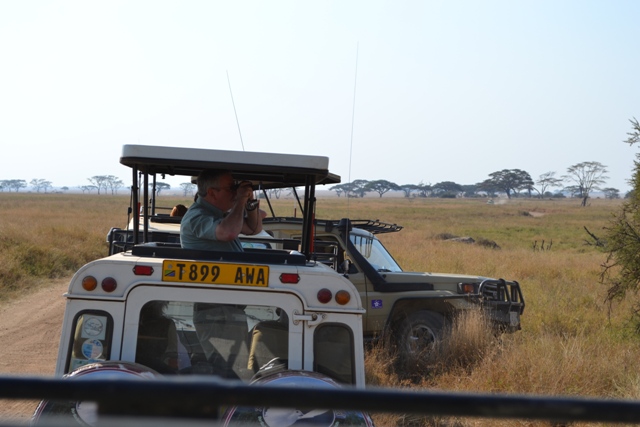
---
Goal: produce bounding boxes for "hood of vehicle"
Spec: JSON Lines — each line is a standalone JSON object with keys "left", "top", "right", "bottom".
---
{"left": 379, "top": 271, "right": 489, "bottom": 285}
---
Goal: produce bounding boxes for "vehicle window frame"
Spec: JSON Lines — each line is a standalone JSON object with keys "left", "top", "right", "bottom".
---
{"left": 313, "top": 322, "right": 356, "bottom": 385}
{"left": 350, "top": 233, "right": 402, "bottom": 272}
{"left": 65, "top": 310, "right": 114, "bottom": 373}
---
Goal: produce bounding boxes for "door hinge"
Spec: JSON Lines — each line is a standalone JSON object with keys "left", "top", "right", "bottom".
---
{"left": 292, "top": 311, "right": 325, "bottom": 326}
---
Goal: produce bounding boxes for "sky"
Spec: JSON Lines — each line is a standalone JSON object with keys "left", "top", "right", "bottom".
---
{"left": 1, "top": 1, "right": 639, "bottom": 193}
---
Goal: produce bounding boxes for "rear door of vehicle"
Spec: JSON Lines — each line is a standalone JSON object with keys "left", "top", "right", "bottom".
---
{"left": 300, "top": 311, "right": 365, "bottom": 387}
{"left": 121, "top": 286, "right": 304, "bottom": 380}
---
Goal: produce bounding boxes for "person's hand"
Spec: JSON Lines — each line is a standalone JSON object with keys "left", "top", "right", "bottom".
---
{"left": 235, "top": 181, "right": 254, "bottom": 204}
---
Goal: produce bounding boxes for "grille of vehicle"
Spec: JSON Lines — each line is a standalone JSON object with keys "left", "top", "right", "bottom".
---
{"left": 479, "top": 279, "right": 525, "bottom": 314}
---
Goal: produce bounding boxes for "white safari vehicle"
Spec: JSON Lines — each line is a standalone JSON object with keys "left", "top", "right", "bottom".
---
{"left": 33, "top": 145, "right": 373, "bottom": 426}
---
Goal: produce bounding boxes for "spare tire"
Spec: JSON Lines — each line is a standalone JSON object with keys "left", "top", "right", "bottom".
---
{"left": 31, "top": 361, "right": 158, "bottom": 426}
{"left": 222, "top": 370, "right": 374, "bottom": 427}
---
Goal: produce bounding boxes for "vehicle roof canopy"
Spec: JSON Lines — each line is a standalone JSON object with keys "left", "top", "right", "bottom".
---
{"left": 120, "top": 144, "right": 340, "bottom": 189}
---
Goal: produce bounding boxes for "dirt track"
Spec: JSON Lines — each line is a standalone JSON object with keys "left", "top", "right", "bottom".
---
{"left": 0, "top": 278, "right": 68, "bottom": 423}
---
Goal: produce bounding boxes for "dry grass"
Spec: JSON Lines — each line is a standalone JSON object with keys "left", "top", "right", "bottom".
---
{"left": 1, "top": 193, "right": 637, "bottom": 426}
{"left": 308, "top": 196, "right": 640, "bottom": 426}
{"left": 0, "top": 193, "right": 192, "bottom": 302}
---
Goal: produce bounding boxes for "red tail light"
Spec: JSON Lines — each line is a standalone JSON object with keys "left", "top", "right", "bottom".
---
{"left": 317, "top": 288, "right": 332, "bottom": 304}
{"left": 102, "top": 277, "right": 117, "bottom": 293}
{"left": 280, "top": 273, "right": 300, "bottom": 284}
{"left": 133, "top": 265, "right": 154, "bottom": 276}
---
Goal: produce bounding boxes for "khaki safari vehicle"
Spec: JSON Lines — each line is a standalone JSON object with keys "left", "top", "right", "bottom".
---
{"left": 259, "top": 217, "right": 525, "bottom": 358}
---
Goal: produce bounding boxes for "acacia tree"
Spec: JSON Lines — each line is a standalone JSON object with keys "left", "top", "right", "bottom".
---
{"left": 331, "top": 180, "right": 370, "bottom": 198}
{"left": 534, "top": 172, "right": 563, "bottom": 198}
{"left": 415, "top": 182, "right": 432, "bottom": 198}
{"left": 563, "top": 161, "right": 608, "bottom": 206}
{"left": 400, "top": 184, "right": 420, "bottom": 198}
{"left": 481, "top": 169, "right": 534, "bottom": 199}
{"left": 432, "top": 181, "right": 463, "bottom": 197}
{"left": 328, "top": 182, "right": 352, "bottom": 197}
{"left": 364, "top": 180, "right": 400, "bottom": 198}
{"left": 106, "top": 176, "right": 124, "bottom": 195}
{"left": 155, "top": 182, "right": 170, "bottom": 195}
{"left": 350, "top": 180, "right": 369, "bottom": 198}
{"left": 476, "top": 180, "right": 498, "bottom": 197}
{"left": 602, "top": 188, "right": 620, "bottom": 199}
{"left": 329, "top": 183, "right": 349, "bottom": 197}
{"left": 87, "top": 176, "right": 109, "bottom": 195}
{"left": 602, "top": 117, "right": 640, "bottom": 328}
{"left": 30, "top": 178, "right": 53, "bottom": 193}
{"left": 80, "top": 185, "right": 98, "bottom": 194}
{"left": 266, "top": 188, "right": 282, "bottom": 199}
{"left": 180, "top": 182, "right": 196, "bottom": 197}
{"left": 461, "top": 184, "right": 480, "bottom": 197}
{"left": 3, "top": 179, "right": 27, "bottom": 192}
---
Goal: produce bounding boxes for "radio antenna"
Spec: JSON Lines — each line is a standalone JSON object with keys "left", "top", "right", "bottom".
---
{"left": 227, "top": 70, "right": 245, "bottom": 151}
{"left": 347, "top": 43, "right": 359, "bottom": 211}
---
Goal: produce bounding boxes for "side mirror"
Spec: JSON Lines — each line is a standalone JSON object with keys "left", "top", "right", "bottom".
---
{"left": 340, "top": 259, "right": 358, "bottom": 277}
{"left": 339, "top": 259, "right": 350, "bottom": 277}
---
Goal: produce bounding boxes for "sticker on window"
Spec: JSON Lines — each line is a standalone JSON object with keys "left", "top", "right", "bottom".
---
{"left": 82, "top": 316, "right": 106, "bottom": 340}
{"left": 81, "top": 339, "right": 104, "bottom": 359}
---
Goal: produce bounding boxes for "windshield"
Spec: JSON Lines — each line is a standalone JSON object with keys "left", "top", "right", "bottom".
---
{"left": 350, "top": 233, "right": 402, "bottom": 272}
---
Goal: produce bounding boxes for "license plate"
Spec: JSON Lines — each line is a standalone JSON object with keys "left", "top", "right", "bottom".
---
{"left": 162, "top": 260, "right": 269, "bottom": 287}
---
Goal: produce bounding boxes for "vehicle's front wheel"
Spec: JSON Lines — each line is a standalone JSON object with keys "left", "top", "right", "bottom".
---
{"left": 397, "top": 310, "right": 446, "bottom": 358}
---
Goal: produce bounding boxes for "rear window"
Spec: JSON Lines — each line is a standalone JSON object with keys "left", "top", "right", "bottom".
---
{"left": 314, "top": 324, "right": 355, "bottom": 384}
{"left": 134, "top": 300, "right": 289, "bottom": 382}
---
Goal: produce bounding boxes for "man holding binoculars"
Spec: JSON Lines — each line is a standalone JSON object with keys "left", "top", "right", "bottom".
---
{"left": 180, "top": 169, "right": 263, "bottom": 252}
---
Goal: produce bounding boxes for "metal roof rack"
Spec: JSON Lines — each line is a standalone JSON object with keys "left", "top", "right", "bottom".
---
{"left": 262, "top": 217, "right": 403, "bottom": 235}
{"left": 346, "top": 219, "right": 403, "bottom": 234}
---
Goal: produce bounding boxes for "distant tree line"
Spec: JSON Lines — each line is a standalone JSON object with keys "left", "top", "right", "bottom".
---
{"left": 330, "top": 161, "right": 618, "bottom": 205}
{"left": 0, "top": 175, "right": 199, "bottom": 196}
{"left": 0, "top": 161, "right": 619, "bottom": 204}
{"left": 0, "top": 175, "right": 125, "bottom": 194}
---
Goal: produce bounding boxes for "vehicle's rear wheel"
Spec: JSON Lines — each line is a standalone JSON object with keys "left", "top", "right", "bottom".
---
{"left": 398, "top": 310, "right": 446, "bottom": 358}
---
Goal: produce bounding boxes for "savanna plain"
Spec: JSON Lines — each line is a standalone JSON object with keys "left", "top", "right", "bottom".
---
{"left": 0, "top": 193, "right": 638, "bottom": 426}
